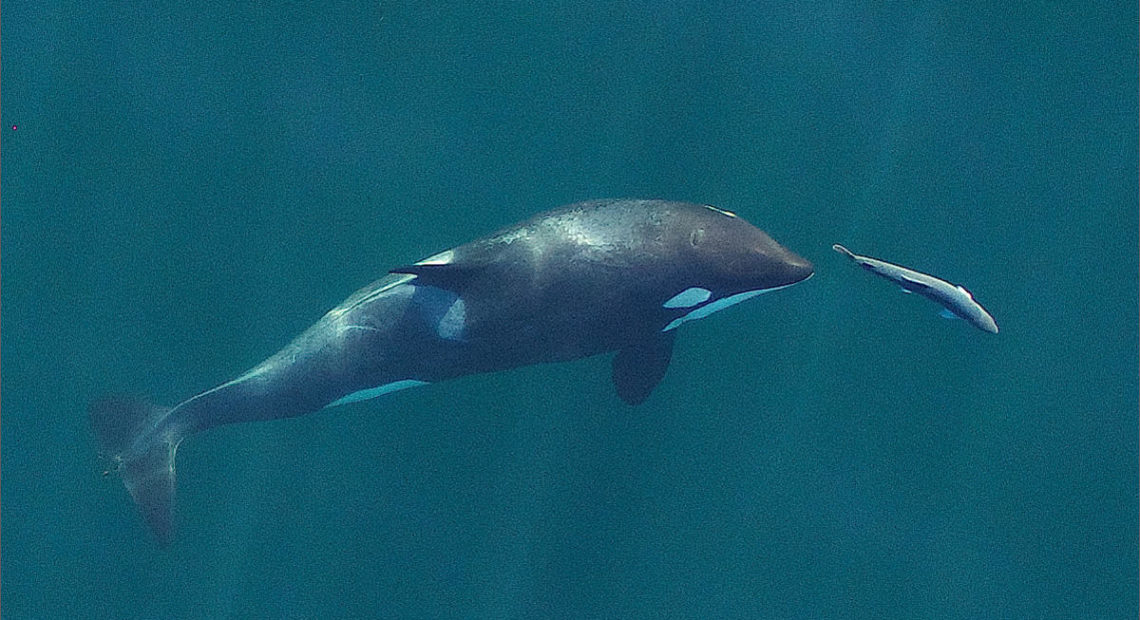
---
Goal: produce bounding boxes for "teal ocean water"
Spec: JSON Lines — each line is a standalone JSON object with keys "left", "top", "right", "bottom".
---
{"left": 3, "top": 3, "right": 1137, "bottom": 618}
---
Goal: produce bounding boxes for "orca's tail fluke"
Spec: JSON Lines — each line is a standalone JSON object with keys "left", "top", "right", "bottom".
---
{"left": 91, "top": 396, "right": 179, "bottom": 546}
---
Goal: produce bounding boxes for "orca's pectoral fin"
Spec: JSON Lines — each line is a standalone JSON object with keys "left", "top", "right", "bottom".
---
{"left": 939, "top": 308, "right": 959, "bottom": 320}
{"left": 612, "top": 332, "right": 676, "bottom": 406}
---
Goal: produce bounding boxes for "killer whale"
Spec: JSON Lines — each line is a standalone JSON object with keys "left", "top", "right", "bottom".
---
{"left": 91, "top": 199, "right": 813, "bottom": 544}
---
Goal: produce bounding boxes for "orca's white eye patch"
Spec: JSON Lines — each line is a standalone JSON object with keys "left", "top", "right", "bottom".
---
{"left": 662, "top": 289, "right": 764, "bottom": 331}
{"left": 663, "top": 287, "right": 712, "bottom": 308}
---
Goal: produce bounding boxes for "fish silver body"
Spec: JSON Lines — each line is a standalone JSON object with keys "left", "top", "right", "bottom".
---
{"left": 92, "top": 199, "right": 815, "bottom": 544}
{"left": 832, "top": 244, "right": 998, "bottom": 334}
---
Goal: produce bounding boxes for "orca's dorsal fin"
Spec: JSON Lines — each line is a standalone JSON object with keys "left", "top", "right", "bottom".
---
{"left": 612, "top": 332, "right": 676, "bottom": 406}
{"left": 389, "top": 263, "right": 475, "bottom": 292}
{"left": 390, "top": 244, "right": 511, "bottom": 293}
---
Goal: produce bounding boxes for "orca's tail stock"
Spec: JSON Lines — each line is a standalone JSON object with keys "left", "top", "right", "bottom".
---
{"left": 91, "top": 396, "right": 179, "bottom": 546}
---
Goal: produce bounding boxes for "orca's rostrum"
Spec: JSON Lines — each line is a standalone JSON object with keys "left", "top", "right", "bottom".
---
{"left": 92, "top": 199, "right": 814, "bottom": 544}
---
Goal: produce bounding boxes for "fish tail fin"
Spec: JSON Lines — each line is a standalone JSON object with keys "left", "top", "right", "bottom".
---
{"left": 832, "top": 244, "right": 856, "bottom": 260}
{"left": 91, "top": 396, "right": 180, "bottom": 546}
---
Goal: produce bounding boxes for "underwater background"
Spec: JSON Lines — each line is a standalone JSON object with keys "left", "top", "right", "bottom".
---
{"left": 3, "top": 2, "right": 1137, "bottom": 618}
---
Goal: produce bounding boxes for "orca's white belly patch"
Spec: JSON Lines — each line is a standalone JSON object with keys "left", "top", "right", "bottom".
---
{"left": 662, "top": 280, "right": 805, "bottom": 332}
{"left": 325, "top": 379, "right": 429, "bottom": 407}
{"left": 411, "top": 284, "right": 467, "bottom": 342}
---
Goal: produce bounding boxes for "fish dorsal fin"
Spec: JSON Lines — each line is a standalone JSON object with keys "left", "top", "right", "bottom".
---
{"left": 898, "top": 274, "right": 934, "bottom": 293}
{"left": 611, "top": 332, "right": 676, "bottom": 406}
